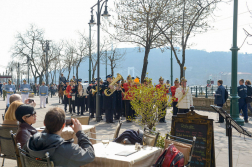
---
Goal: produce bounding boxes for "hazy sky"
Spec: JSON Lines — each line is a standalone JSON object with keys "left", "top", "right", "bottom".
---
{"left": 0, "top": 0, "right": 251, "bottom": 74}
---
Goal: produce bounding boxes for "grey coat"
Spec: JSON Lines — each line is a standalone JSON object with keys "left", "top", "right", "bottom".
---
{"left": 23, "top": 131, "right": 95, "bottom": 167}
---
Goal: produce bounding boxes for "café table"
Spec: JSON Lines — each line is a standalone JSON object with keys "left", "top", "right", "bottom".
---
{"left": 36, "top": 125, "right": 96, "bottom": 144}
{"left": 83, "top": 142, "right": 162, "bottom": 167}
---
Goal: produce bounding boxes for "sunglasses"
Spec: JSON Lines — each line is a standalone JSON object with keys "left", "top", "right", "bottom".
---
{"left": 24, "top": 111, "right": 37, "bottom": 117}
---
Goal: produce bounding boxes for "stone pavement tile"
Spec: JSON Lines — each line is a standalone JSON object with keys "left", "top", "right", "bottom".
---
{"left": 216, "top": 152, "right": 239, "bottom": 167}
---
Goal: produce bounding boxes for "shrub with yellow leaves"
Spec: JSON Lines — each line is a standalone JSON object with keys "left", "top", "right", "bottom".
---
{"left": 129, "top": 77, "right": 172, "bottom": 130}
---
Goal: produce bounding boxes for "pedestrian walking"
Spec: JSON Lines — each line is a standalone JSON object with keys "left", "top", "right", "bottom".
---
{"left": 238, "top": 79, "right": 248, "bottom": 123}
{"left": 245, "top": 80, "right": 252, "bottom": 113}
{"left": 214, "top": 80, "right": 226, "bottom": 123}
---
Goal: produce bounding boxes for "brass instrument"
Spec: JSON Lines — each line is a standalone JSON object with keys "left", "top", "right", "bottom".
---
{"left": 104, "top": 73, "right": 123, "bottom": 96}
{"left": 92, "top": 86, "right": 102, "bottom": 95}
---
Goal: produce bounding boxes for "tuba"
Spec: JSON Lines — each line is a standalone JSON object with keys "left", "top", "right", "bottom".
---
{"left": 104, "top": 73, "right": 123, "bottom": 96}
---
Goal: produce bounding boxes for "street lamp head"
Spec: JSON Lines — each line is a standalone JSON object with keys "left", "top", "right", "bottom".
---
{"left": 89, "top": 14, "right": 96, "bottom": 27}
{"left": 102, "top": 5, "right": 111, "bottom": 19}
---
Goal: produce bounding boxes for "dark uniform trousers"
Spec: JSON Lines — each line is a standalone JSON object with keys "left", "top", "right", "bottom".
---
{"left": 76, "top": 96, "right": 85, "bottom": 115}
{"left": 84, "top": 96, "right": 88, "bottom": 112}
{"left": 88, "top": 94, "right": 95, "bottom": 117}
{"left": 159, "top": 102, "right": 166, "bottom": 122}
{"left": 104, "top": 93, "right": 116, "bottom": 123}
{"left": 172, "top": 102, "right": 178, "bottom": 116}
{"left": 68, "top": 98, "right": 75, "bottom": 113}
{"left": 125, "top": 100, "right": 134, "bottom": 121}
{"left": 115, "top": 90, "right": 122, "bottom": 120}
{"left": 63, "top": 95, "right": 68, "bottom": 112}
{"left": 217, "top": 104, "right": 224, "bottom": 122}
{"left": 239, "top": 98, "right": 248, "bottom": 121}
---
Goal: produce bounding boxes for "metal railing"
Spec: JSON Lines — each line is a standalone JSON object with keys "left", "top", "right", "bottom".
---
{"left": 190, "top": 85, "right": 231, "bottom": 98}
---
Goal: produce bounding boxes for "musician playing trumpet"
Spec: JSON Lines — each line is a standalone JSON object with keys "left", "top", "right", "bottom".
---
{"left": 103, "top": 75, "right": 116, "bottom": 123}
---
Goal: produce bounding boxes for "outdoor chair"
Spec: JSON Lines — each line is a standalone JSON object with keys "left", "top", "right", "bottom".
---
{"left": 17, "top": 143, "right": 54, "bottom": 167}
{"left": 88, "top": 118, "right": 122, "bottom": 141}
{"left": 0, "top": 125, "right": 18, "bottom": 167}
{"left": 113, "top": 118, "right": 122, "bottom": 139}
{"left": 143, "top": 127, "right": 160, "bottom": 147}
{"left": 10, "top": 130, "right": 22, "bottom": 167}
{"left": 165, "top": 133, "right": 196, "bottom": 167}
{"left": 71, "top": 115, "right": 90, "bottom": 125}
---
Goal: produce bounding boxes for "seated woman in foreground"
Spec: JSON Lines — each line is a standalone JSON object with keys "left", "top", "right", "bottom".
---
{"left": 15, "top": 105, "right": 37, "bottom": 147}
{"left": 3, "top": 101, "right": 23, "bottom": 126}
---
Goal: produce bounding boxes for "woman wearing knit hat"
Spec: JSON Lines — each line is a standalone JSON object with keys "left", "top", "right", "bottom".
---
{"left": 15, "top": 104, "right": 37, "bottom": 147}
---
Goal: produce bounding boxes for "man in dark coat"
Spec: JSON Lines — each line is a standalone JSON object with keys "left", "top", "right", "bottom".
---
{"left": 87, "top": 81, "right": 95, "bottom": 118}
{"left": 23, "top": 107, "right": 95, "bottom": 167}
{"left": 245, "top": 80, "right": 252, "bottom": 113}
{"left": 214, "top": 80, "right": 226, "bottom": 123}
{"left": 59, "top": 73, "right": 66, "bottom": 84}
{"left": 103, "top": 75, "right": 116, "bottom": 123}
{"left": 238, "top": 79, "right": 248, "bottom": 123}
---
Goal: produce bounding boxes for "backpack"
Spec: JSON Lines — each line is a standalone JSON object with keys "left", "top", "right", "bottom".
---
{"left": 225, "top": 89, "right": 228, "bottom": 102}
{"left": 153, "top": 144, "right": 184, "bottom": 167}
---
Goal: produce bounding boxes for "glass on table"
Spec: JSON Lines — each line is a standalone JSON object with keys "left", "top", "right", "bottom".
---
{"left": 102, "top": 135, "right": 110, "bottom": 156}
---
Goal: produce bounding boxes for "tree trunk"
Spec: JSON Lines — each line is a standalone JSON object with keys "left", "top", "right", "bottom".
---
{"left": 76, "top": 66, "right": 79, "bottom": 80}
{"left": 180, "top": 65, "right": 184, "bottom": 80}
{"left": 39, "top": 75, "right": 43, "bottom": 85}
{"left": 67, "top": 67, "right": 71, "bottom": 80}
{"left": 111, "top": 61, "right": 114, "bottom": 77}
{"left": 141, "top": 46, "right": 151, "bottom": 83}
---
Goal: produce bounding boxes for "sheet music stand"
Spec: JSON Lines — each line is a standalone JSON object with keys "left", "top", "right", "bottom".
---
{"left": 210, "top": 105, "right": 252, "bottom": 167}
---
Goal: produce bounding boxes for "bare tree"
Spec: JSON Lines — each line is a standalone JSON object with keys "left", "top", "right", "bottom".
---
{"left": 11, "top": 24, "right": 57, "bottom": 84}
{"left": 74, "top": 32, "right": 89, "bottom": 79}
{"left": 11, "top": 24, "right": 44, "bottom": 83}
{"left": 105, "top": 0, "right": 177, "bottom": 83}
{"left": 64, "top": 41, "right": 76, "bottom": 80}
{"left": 156, "top": 0, "right": 224, "bottom": 79}
{"left": 101, "top": 47, "right": 126, "bottom": 77}
{"left": 242, "top": 3, "right": 252, "bottom": 47}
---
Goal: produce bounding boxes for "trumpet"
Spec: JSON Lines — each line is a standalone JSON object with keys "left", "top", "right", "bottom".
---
{"left": 104, "top": 73, "right": 123, "bottom": 96}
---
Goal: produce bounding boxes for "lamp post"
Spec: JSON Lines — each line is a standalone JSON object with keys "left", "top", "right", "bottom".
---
{"left": 89, "top": 9, "right": 96, "bottom": 84}
{"left": 170, "top": 28, "right": 173, "bottom": 86}
{"left": 106, "top": 50, "right": 107, "bottom": 77}
{"left": 44, "top": 40, "right": 51, "bottom": 104}
{"left": 27, "top": 57, "right": 30, "bottom": 84}
{"left": 230, "top": 0, "right": 244, "bottom": 126}
{"left": 90, "top": 0, "right": 110, "bottom": 122}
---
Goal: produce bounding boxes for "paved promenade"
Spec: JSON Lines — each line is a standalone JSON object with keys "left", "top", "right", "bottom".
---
{"left": 0, "top": 95, "right": 252, "bottom": 167}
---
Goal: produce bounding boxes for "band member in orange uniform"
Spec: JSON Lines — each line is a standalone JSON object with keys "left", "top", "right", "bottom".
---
{"left": 123, "top": 75, "right": 134, "bottom": 122}
{"left": 66, "top": 79, "right": 76, "bottom": 114}
{"left": 155, "top": 77, "right": 169, "bottom": 123}
{"left": 170, "top": 78, "right": 180, "bottom": 115}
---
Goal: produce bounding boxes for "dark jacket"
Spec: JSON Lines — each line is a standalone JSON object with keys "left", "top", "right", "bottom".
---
{"left": 238, "top": 85, "right": 247, "bottom": 99}
{"left": 214, "top": 85, "right": 226, "bottom": 105}
{"left": 23, "top": 131, "right": 95, "bottom": 167}
{"left": 16, "top": 122, "right": 37, "bottom": 148}
{"left": 246, "top": 85, "right": 252, "bottom": 97}
{"left": 102, "top": 81, "right": 116, "bottom": 110}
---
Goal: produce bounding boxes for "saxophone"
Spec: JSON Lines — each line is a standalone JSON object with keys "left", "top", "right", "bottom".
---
{"left": 104, "top": 73, "right": 123, "bottom": 96}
